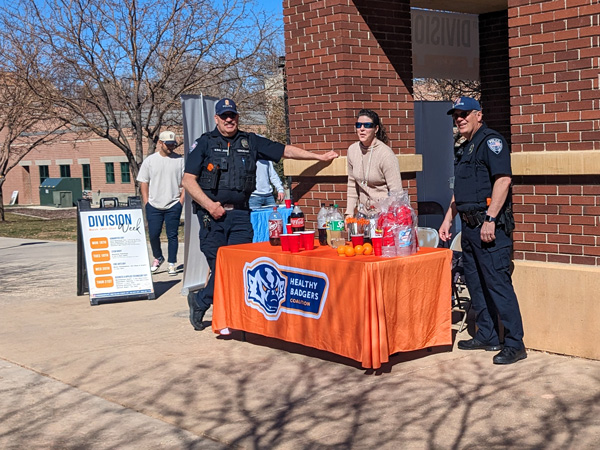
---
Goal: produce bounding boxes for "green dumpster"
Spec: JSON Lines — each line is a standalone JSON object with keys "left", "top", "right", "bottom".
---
{"left": 39, "top": 178, "right": 83, "bottom": 207}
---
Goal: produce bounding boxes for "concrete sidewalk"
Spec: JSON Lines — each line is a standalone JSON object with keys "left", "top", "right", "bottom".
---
{"left": 0, "top": 236, "right": 599, "bottom": 449}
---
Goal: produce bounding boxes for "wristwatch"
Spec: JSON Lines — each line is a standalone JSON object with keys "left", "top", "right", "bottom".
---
{"left": 485, "top": 214, "right": 496, "bottom": 223}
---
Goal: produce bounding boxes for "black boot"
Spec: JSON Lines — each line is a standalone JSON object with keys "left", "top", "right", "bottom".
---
{"left": 187, "top": 292, "right": 207, "bottom": 331}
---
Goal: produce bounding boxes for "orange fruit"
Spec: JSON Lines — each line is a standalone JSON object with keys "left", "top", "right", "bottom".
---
{"left": 337, "top": 245, "right": 347, "bottom": 256}
{"left": 344, "top": 246, "right": 356, "bottom": 257}
{"left": 363, "top": 243, "right": 373, "bottom": 255}
{"left": 354, "top": 244, "right": 364, "bottom": 255}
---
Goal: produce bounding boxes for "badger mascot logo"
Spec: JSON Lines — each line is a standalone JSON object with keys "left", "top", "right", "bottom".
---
{"left": 246, "top": 263, "right": 286, "bottom": 317}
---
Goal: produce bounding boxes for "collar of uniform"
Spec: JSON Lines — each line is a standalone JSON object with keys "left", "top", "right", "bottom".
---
{"left": 211, "top": 127, "right": 239, "bottom": 140}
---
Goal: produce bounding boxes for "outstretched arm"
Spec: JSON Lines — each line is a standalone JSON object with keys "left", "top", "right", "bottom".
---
{"left": 283, "top": 145, "right": 338, "bottom": 161}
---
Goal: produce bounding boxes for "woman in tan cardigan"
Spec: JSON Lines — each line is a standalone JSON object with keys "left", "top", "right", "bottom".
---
{"left": 345, "top": 109, "right": 403, "bottom": 218}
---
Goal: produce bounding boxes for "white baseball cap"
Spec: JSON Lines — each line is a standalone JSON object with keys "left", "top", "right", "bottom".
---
{"left": 159, "top": 131, "right": 177, "bottom": 144}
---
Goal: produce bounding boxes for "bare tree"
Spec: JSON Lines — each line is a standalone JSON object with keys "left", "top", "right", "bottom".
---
{"left": 413, "top": 78, "right": 481, "bottom": 102}
{"left": 0, "top": 51, "right": 67, "bottom": 221}
{"left": 1, "top": 0, "right": 282, "bottom": 193}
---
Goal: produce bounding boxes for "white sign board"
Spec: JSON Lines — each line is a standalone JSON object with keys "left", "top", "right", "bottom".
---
{"left": 9, "top": 191, "right": 18, "bottom": 205}
{"left": 411, "top": 9, "right": 479, "bottom": 81}
{"left": 79, "top": 208, "right": 154, "bottom": 302}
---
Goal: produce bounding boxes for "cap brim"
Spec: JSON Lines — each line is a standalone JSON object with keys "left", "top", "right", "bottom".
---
{"left": 447, "top": 107, "right": 480, "bottom": 115}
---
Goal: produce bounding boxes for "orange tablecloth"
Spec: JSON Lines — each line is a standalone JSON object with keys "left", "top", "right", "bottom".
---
{"left": 212, "top": 242, "right": 452, "bottom": 369}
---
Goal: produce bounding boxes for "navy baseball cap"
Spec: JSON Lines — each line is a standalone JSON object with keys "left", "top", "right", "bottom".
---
{"left": 215, "top": 98, "right": 238, "bottom": 116}
{"left": 447, "top": 96, "right": 481, "bottom": 115}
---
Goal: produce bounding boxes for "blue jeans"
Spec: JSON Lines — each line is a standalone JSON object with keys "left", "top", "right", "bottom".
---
{"left": 249, "top": 194, "right": 276, "bottom": 210}
{"left": 146, "top": 202, "right": 182, "bottom": 264}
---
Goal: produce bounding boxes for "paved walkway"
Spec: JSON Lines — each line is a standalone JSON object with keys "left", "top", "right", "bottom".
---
{"left": 0, "top": 236, "right": 599, "bottom": 449}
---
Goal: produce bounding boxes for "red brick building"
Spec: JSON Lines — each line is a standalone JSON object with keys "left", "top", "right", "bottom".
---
{"left": 282, "top": 0, "right": 600, "bottom": 359}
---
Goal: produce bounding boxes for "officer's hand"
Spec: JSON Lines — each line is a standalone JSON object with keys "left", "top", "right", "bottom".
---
{"left": 439, "top": 220, "right": 452, "bottom": 242}
{"left": 318, "top": 151, "right": 339, "bottom": 161}
{"left": 209, "top": 201, "right": 226, "bottom": 220}
{"left": 481, "top": 221, "right": 496, "bottom": 243}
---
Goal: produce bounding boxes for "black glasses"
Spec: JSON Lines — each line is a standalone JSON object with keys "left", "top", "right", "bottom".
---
{"left": 452, "top": 110, "right": 473, "bottom": 121}
{"left": 219, "top": 112, "right": 238, "bottom": 120}
{"left": 355, "top": 122, "right": 375, "bottom": 129}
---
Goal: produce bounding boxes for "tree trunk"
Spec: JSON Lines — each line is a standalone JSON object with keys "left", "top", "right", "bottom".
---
{"left": 0, "top": 177, "right": 5, "bottom": 222}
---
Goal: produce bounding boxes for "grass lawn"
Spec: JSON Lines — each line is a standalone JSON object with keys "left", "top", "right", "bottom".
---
{"left": 0, "top": 211, "right": 183, "bottom": 243}
{"left": 0, "top": 212, "right": 79, "bottom": 242}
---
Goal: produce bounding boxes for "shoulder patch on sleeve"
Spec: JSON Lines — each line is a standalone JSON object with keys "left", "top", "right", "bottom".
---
{"left": 487, "top": 138, "right": 503, "bottom": 154}
{"left": 189, "top": 140, "right": 198, "bottom": 153}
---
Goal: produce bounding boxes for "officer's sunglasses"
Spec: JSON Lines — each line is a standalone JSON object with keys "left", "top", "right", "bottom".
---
{"left": 452, "top": 110, "right": 473, "bottom": 121}
{"left": 219, "top": 112, "right": 238, "bottom": 120}
{"left": 355, "top": 122, "right": 375, "bottom": 129}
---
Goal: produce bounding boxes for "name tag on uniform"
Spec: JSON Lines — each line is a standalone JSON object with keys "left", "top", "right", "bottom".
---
{"left": 236, "top": 149, "right": 250, "bottom": 154}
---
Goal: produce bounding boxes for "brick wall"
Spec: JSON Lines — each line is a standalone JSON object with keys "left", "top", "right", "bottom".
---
{"left": 509, "top": 0, "right": 600, "bottom": 264}
{"left": 512, "top": 176, "right": 600, "bottom": 265}
{"left": 284, "top": 0, "right": 415, "bottom": 219}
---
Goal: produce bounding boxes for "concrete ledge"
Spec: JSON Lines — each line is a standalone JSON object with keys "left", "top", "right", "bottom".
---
{"left": 283, "top": 154, "right": 423, "bottom": 177}
{"left": 512, "top": 150, "right": 600, "bottom": 176}
{"left": 513, "top": 259, "right": 600, "bottom": 360}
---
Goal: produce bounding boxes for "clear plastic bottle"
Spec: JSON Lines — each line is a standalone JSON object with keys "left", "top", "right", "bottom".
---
{"left": 317, "top": 203, "right": 328, "bottom": 245}
{"left": 291, "top": 202, "right": 305, "bottom": 233}
{"left": 268, "top": 207, "right": 283, "bottom": 246}
{"left": 329, "top": 204, "right": 345, "bottom": 248}
{"left": 326, "top": 204, "right": 334, "bottom": 246}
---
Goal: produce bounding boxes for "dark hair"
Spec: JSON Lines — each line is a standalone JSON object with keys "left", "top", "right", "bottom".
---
{"left": 357, "top": 109, "right": 389, "bottom": 145}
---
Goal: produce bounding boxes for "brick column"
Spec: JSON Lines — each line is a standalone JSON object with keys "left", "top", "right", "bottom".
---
{"left": 284, "top": 0, "right": 415, "bottom": 220}
{"left": 508, "top": 0, "right": 600, "bottom": 264}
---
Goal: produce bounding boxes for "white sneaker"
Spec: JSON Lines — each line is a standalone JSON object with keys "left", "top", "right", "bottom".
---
{"left": 168, "top": 263, "right": 177, "bottom": 276}
{"left": 151, "top": 257, "right": 164, "bottom": 273}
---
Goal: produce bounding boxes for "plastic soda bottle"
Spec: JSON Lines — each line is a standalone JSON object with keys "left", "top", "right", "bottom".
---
{"left": 329, "top": 204, "right": 345, "bottom": 248}
{"left": 291, "top": 202, "right": 305, "bottom": 233}
{"left": 317, "top": 203, "right": 328, "bottom": 245}
{"left": 268, "top": 207, "right": 283, "bottom": 246}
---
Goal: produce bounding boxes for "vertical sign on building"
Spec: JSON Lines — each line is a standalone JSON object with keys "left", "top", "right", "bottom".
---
{"left": 411, "top": 9, "right": 480, "bottom": 81}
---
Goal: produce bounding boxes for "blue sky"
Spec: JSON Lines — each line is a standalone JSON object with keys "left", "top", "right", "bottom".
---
{"left": 261, "top": 0, "right": 284, "bottom": 34}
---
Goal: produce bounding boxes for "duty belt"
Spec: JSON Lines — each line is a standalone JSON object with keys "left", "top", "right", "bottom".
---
{"left": 222, "top": 202, "right": 249, "bottom": 211}
{"left": 460, "top": 210, "right": 486, "bottom": 228}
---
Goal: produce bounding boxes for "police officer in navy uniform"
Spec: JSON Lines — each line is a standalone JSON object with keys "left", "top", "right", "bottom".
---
{"left": 182, "top": 98, "right": 338, "bottom": 330}
{"left": 439, "top": 96, "right": 526, "bottom": 365}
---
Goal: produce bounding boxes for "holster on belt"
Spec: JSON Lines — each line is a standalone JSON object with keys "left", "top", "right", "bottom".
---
{"left": 460, "top": 210, "right": 485, "bottom": 228}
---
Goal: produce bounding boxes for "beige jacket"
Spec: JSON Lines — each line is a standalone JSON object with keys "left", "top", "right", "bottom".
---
{"left": 345, "top": 138, "right": 403, "bottom": 216}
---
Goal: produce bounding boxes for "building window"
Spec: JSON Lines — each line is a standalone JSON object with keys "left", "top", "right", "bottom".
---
{"left": 82, "top": 164, "right": 92, "bottom": 190}
{"left": 39, "top": 165, "right": 49, "bottom": 183}
{"left": 120, "top": 162, "right": 131, "bottom": 183}
{"left": 105, "top": 162, "right": 115, "bottom": 184}
{"left": 59, "top": 164, "right": 71, "bottom": 177}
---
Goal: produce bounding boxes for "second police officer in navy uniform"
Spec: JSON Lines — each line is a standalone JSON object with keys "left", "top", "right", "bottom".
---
{"left": 182, "top": 98, "right": 338, "bottom": 331}
{"left": 439, "top": 96, "right": 527, "bottom": 365}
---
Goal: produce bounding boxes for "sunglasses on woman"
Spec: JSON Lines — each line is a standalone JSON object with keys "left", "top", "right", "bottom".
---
{"left": 355, "top": 122, "right": 375, "bottom": 129}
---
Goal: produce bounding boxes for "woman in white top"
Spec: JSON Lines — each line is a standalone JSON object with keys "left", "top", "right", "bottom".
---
{"left": 345, "top": 109, "right": 403, "bottom": 217}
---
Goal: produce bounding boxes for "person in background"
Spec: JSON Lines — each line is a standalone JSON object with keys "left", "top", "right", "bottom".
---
{"left": 345, "top": 108, "right": 403, "bottom": 218}
{"left": 439, "top": 96, "right": 526, "bottom": 365}
{"left": 182, "top": 98, "right": 338, "bottom": 331}
{"left": 249, "top": 159, "right": 285, "bottom": 210}
{"left": 137, "top": 130, "right": 185, "bottom": 276}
